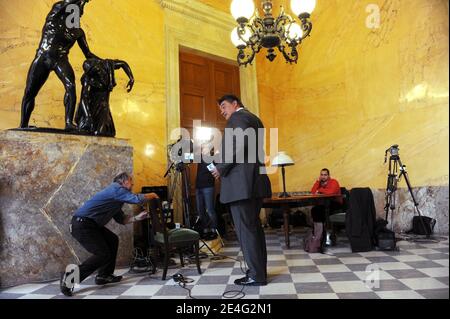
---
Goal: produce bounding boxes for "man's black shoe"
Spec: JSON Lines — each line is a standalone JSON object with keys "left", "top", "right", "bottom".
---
{"left": 234, "top": 276, "right": 267, "bottom": 286}
{"left": 60, "top": 272, "right": 73, "bottom": 297}
{"left": 95, "top": 274, "right": 123, "bottom": 285}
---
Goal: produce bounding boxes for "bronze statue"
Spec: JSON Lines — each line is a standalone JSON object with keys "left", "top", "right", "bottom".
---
{"left": 75, "top": 58, "right": 134, "bottom": 137}
{"left": 20, "top": 0, "right": 98, "bottom": 130}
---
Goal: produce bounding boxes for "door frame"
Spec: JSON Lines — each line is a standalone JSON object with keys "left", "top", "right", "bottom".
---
{"left": 160, "top": 0, "right": 260, "bottom": 145}
{"left": 159, "top": 0, "right": 260, "bottom": 222}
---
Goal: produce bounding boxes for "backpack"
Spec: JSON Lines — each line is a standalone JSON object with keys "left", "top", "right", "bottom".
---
{"left": 408, "top": 216, "right": 436, "bottom": 235}
{"left": 304, "top": 222, "right": 325, "bottom": 253}
{"left": 291, "top": 210, "right": 308, "bottom": 227}
{"left": 267, "top": 208, "right": 284, "bottom": 228}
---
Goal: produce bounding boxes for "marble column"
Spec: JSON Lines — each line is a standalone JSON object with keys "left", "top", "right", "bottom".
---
{"left": 0, "top": 131, "right": 135, "bottom": 288}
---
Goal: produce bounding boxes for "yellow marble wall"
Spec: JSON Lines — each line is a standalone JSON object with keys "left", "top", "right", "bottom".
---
{"left": 2, "top": 0, "right": 448, "bottom": 194}
{"left": 0, "top": 0, "right": 166, "bottom": 191}
{"left": 197, "top": 0, "right": 230, "bottom": 13}
{"left": 257, "top": 0, "right": 449, "bottom": 191}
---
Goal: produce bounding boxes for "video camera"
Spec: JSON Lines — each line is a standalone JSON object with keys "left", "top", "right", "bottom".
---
{"left": 168, "top": 137, "right": 195, "bottom": 171}
{"left": 384, "top": 144, "right": 399, "bottom": 163}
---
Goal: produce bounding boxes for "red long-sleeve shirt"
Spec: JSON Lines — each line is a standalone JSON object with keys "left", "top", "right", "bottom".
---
{"left": 311, "top": 178, "right": 342, "bottom": 204}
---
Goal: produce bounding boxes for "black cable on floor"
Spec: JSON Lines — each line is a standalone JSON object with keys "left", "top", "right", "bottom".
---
{"left": 177, "top": 250, "right": 250, "bottom": 299}
{"left": 222, "top": 285, "right": 245, "bottom": 299}
{"left": 173, "top": 274, "right": 195, "bottom": 299}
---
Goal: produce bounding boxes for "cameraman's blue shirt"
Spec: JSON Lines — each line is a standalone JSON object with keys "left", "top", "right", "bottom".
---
{"left": 74, "top": 182, "right": 146, "bottom": 226}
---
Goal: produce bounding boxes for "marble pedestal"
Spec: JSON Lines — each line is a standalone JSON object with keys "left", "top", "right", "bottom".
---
{"left": 0, "top": 131, "right": 134, "bottom": 288}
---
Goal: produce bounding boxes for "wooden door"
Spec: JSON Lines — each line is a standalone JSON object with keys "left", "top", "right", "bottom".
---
{"left": 179, "top": 50, "right": 241, "bottom": 212}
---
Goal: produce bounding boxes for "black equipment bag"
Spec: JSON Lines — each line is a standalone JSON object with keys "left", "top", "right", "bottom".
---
{"left": 411, "top": 216, "right": 436, "bottom": 235}
{"left": 374, "top": 219, "right": 397, "bottom": 251}
{"left": 291, "top": 210, "right": 308, "bottom": 227}
{"left": 377, "top": 231, "right": 396, "bottom": 251}
{"left": 268, "top": 208, "right": 284, "bottom": 228}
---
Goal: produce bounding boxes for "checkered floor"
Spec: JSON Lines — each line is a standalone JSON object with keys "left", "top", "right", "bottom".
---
{"left": 1, "top": 228, "right": 448, "bottom": 299}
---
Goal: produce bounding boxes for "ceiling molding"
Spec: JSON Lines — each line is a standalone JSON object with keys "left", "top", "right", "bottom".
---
{"left": 156, "top": 0, "right": 234, "bottom": 30}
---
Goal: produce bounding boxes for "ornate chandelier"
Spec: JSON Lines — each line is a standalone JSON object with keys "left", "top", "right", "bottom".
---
{"left": 230, "top": 0, "right": 316, "bottom": 66}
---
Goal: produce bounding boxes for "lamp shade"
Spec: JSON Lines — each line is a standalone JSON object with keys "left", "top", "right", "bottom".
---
{"left": 230, "top": 0, "right": 255, "bottom": 21}
{"left": 272, "top": 152, "right": 295, "bottom": 166}
{"left": 291, "top": 0, "right": 316, "bottom": 16}
{"left": 231, "top": 26, "right": 252, "bottom": 48}
{"left": 285, "top": 22, "right": 303, "bottom": 43}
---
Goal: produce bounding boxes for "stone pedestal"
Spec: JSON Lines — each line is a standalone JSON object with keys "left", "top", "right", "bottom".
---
{"left": 0, "top": 131, "right": 135, "bottom": 288}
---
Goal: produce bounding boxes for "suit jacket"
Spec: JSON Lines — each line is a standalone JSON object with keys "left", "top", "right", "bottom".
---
{"left": 345, "top": 188, "right": 377, "bottom": 252}
{"left": 216, "top": 108, "right": 272, "bottom": 204}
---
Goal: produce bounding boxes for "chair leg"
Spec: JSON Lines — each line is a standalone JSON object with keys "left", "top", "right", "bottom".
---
{"left": 179, "top": 250, "right": 184, "bottom": 267}
{"left": 330, "top": 224, "right": 337, "bottom": 246}
{"left": 162, "top": 249, "right": 169, "bottom": 280}
{"left": 194, "top": 242, "right": 201, "bottom": 275}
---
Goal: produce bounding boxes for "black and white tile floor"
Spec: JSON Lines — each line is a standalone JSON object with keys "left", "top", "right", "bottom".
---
{"left": 1, "top": 229, "right": 448, "bottom": 299}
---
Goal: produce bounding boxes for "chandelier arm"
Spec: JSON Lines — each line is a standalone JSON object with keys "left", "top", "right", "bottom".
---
{"left": 249, "top": 30, "right": 259, "bottom": 44}
{"left": 275, "top": 11, "right": 292, "bottom": 29}
{"left": 275, "top": 14, "right": 292, "bottom": 41}
{"left": 237, "top": 46, "right": 257, "bottom": 67}
{"left": 248, "top": 45, "right": 257, "bottom": 65}
{"left": 300, "top": 19, "right": 313, "bottom": 40}
{"left": 252, "top": 19, "right": 267, "bottom": 47}
{"left": 252, "top": 16, "right": 266, "bottom": 33}
{"left": 237, "top": 25, "right": 250, "bottom": 46}
{"left": 278, "top": 44, "right": 298, "bottom": 64}
{"left": 237, "top": 49, "right": 248, "bottom": 66}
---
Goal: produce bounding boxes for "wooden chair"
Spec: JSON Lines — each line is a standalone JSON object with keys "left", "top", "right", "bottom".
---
{"left": 147, "top": 199, "right": 202, "bottom": 280}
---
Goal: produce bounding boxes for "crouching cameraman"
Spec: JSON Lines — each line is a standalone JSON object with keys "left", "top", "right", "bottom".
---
{"left": 60, "top": 172, "right": 159, "bottom": 296}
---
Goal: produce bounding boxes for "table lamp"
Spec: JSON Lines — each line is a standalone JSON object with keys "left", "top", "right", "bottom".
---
{"left": 272, "top": 151, "right": 295, "bottom": 197}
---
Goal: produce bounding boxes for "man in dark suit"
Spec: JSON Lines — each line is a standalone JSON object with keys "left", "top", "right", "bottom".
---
{"left": 211, "top": 94, "right": 272, "bottom": 286}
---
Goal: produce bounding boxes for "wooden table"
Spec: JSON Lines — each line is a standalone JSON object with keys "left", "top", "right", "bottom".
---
{"left": 263, "top": 194, "right": 342, "bottom": 248}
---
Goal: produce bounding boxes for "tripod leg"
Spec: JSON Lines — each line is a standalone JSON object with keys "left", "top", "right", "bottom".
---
{"left": 215, "top": 229, "right": 225, "bottom": 247}
{"left": 199, "top": 239, "right": 217, "bottom": 256}
{"left": 179, "top": 250, "right": 184, "bottom": 267}
{"left": 400, "top": 168, "right": 430, "bottom": 237}
{"left": 194, "top": 242, "right": 202, "bottom": 275}
{"left": 384, "top": 193, "right": 390, "bottom": 221}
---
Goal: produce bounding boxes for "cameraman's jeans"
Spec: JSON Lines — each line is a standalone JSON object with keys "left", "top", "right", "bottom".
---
{"left": 70, "top": 217, "right": 119, "bottom": 282}
{"left": 196, "top": 187, "right": 217, "bottom": 230}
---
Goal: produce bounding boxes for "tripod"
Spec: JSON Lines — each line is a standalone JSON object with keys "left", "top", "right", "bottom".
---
{"left": 384, "top": 145, "right": 431, "bottom": 238}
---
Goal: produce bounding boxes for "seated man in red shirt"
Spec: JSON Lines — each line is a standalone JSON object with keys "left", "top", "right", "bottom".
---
{"left": 310, "top": 168, "right": 343, "bottom": 223}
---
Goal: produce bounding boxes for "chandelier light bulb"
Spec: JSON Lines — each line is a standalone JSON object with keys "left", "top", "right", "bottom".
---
{"left": 230, "top": 0, "right": 255, "bottom": 22}
{"left": 291, "top": 0, "right": 316, "bottom": 16}
{"left": 231, "top": 26, "right": 252, "bottom": 48}
{"left": 286, "top": 22, "right": 303, "bottom": 43}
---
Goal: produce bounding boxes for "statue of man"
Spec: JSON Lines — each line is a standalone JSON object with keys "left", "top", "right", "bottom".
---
{"left": 20, "top": 0, "right": 98, "bottom": 130}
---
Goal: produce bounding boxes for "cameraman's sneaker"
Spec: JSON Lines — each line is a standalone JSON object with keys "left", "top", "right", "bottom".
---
{"left": 95, "top": 274, "right": 123, "bottom": 285}
{"left": 60, "top": 272, "right": 74, "bottom": 297}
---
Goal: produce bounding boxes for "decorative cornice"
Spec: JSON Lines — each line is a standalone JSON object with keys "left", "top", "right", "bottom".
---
{"left": 156, "top": 0, "right": 235, "bottom": 30}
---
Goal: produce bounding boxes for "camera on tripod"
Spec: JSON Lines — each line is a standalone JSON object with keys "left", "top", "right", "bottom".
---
{"left": 384, "top": 144, "right": 399, "bottom": 163}
{"left": 168, "top": 137, "right": 195, "bottom": 171}
{"left": 383, "top": 144, "right": 434, "bottom": 240}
